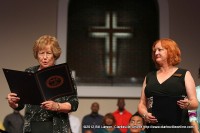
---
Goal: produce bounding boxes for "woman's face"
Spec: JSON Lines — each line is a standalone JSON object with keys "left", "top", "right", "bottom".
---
{"left": 153, "top": 41, "right": 168, "bottom": 65}
{"left": 105, "top": 117, "right": 114, "bottom": 126}
{"left": 37, "top": 45, "right": 55, "bottom": 69}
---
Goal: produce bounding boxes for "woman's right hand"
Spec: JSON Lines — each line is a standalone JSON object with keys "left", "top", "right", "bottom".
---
{"left": 7, "top": 93, "right": 20, "bottom": 109}
{"left": 144, "top": 112, "right": 158, "bottom": 124}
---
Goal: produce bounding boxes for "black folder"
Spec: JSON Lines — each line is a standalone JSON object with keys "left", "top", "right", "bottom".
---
{"left": 3, "top": 63, "right": 76, "bottom": 105}
{"left": 152, "top": 95, "right": 185, "bottom": 125}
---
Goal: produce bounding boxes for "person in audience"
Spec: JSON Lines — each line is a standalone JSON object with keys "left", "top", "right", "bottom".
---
{"left": 3, "top": 110, "right": 24, "bottom": 133}
{"left": 127, "top": 112, "right": 145, "bottom": 133}
{"left": 188, "top": 67, "right": 200, "bottom": 133}
{"left": 82, "top": 102, "right": 104, "bottom": 133}
{"left": 113, "top": 98, "right": 132, "bottom": 133}
{"left": 0, "top": 121, "right": 5, "bottom": 132}
{"left": 6, "top": 35, "right": 79, "bottom": 133}
{"left": 69, "top": 113, "right": 81, "bottom": 133}
{"left": 84, "top": 129, "right": 93, "bottom": 133}
{"left": 95, "top": 113, "right": 121, "bottom": 133}
{"left": 0, "top": 129, "right": 7, "bottom": 133}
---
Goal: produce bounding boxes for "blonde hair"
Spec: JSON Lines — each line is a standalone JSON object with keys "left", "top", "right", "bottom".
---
{"left": 152, "top": 38, "right": 181, "bottom": 68}
{"left": 33, "top": 35, "right": 61, "bottom": 60}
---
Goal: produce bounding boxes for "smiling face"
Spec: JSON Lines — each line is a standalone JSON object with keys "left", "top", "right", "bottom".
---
{"left": 37, "top": 45, "right": 55, "bottom": 70}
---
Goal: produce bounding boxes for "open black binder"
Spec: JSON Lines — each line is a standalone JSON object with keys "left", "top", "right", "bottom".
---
{"left": 3, "top": 63, "right": 76, "bottom": 105}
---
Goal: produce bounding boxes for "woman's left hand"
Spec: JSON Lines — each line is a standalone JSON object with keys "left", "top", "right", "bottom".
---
{"left": 41, "top": 100, "right": 60, "bottom": 111}
{"left": 177, "top": 98, "right": 191, "bottom": 109}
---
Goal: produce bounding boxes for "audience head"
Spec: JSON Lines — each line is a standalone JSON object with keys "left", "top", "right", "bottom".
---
{"left": 84, "top": 129, "right": 93, "bottom": 133}
{"left": 129, "top": 112, "right": 145, "bottom": 133}
{"left": 91, "top": 102, "right": 100, "bottom": 114}
{"left": 117, "top": 98, "right": 125, "bottom": 111}
{"left": 103, "top": 113, "right": 116, "bottom": 126}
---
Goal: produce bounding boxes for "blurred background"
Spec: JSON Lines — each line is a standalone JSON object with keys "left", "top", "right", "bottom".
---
{"left": 0, "top": 0, "right": 200, "bottom": 132}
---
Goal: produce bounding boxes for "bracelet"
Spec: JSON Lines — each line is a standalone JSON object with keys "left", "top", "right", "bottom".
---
{"left": 186, "top": 102, "right": 191, "bottom": 109}
{"left": 142, "top": 112, "right": 148, "bottom": 118}
{"left": 56, "top": 103, "right": 60, "bottom": 111}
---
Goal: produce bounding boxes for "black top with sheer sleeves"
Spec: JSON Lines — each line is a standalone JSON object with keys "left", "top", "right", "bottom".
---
{"left": 15, "top": 65, "right": 79, "bottom": 133}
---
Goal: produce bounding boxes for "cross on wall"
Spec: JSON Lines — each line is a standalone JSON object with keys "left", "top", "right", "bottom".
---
{"left": 89, "top": 11, "right": 133, "bottom": 76}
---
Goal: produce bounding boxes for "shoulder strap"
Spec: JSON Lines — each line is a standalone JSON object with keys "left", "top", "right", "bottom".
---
{"left": 175, "top": 68, "right": 187, "bottom": 76}
{"left": 174, "top": 68, "right": 187, "bottom": 86}
{"left": 146, "top": 71, "right": 155, "bottom": 84}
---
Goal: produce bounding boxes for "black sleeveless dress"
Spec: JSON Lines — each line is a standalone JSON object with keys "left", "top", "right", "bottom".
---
{"left": 144, "top": 68, "right": 191, "bottom": 133}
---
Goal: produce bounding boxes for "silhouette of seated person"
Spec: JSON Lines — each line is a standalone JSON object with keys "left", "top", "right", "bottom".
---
{"left": 113, "top": 98, "right": 132, "bottom": 133}
{"left": 95, "top": 113, "right": 121, "bottom": 133}
{"left": 3, "top": 110, "right": 24, "bottom": 133}
{"left": 82, "top": 102, "right": 104, "bottom": 133}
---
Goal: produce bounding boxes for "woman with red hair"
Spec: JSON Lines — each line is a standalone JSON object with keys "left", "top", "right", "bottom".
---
{"left": 138, "top": 38, "right": 198, "bottom": 133}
